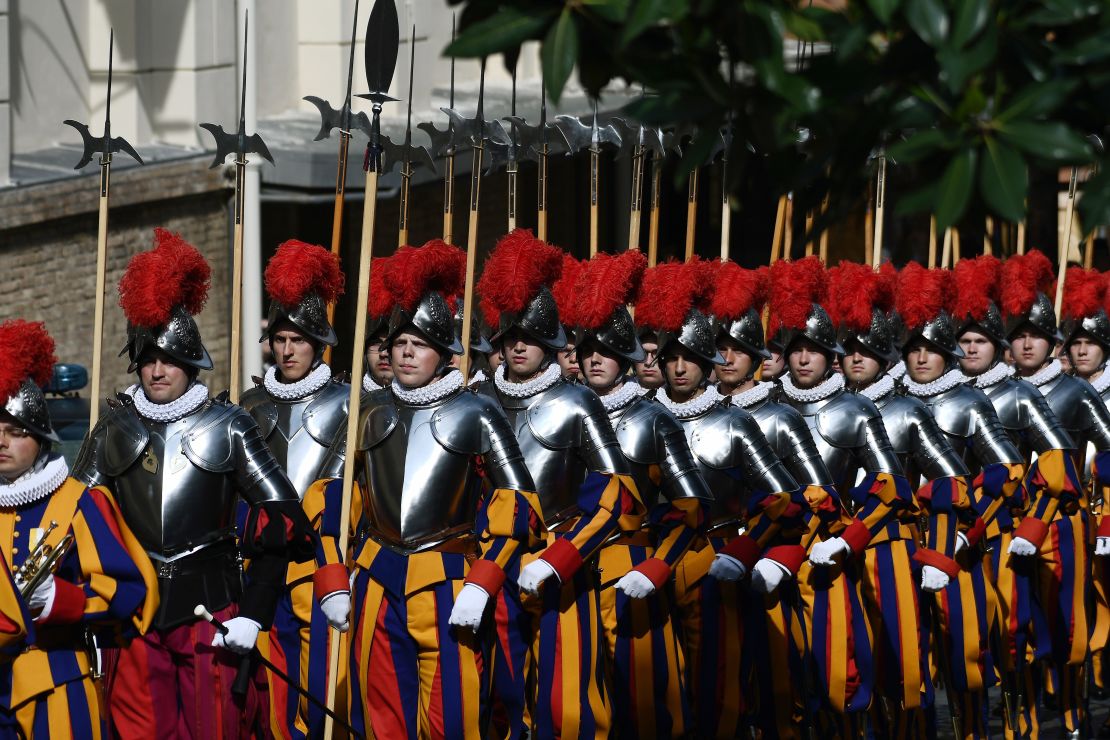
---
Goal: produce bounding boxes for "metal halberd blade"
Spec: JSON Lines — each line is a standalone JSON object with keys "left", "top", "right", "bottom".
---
{"left": 64, "top": 29, "right": 143, "bottom": 170}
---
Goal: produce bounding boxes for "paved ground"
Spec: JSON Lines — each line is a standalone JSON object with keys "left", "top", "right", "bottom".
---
{"left": 932, "top": 686, "right": 1110, "bottom": 738}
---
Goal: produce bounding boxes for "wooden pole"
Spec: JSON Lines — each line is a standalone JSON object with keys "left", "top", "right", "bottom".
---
{"left": 720, "top": 185, "right": 731, "bottom": 261}
{"left": 89, "top": 157, "right": 112, "bottom": 428}
{"left": 628, "top": 143, "right": 645, "bottom": 251}
{"left": 459, "top": 136, "right": 485, "bottom": 379}
{"left": 984, "top": 216, "right": 994, "bottom": 256}
{"left": 1056, "top": 166, "right": 1080, "bottom": 318}
{"left": 684, "top": 168, "right": 699, "bottom": 261}
{"left": 443, "top": 151, "right": 456, "bottom": 242}
{"left": 590, "top": 143, "right": 600, "bottom": 257}
{"left": 1085, "top": 231, "right": 1095, "bottom": 269}
{"left": 770, "top": 195, "right": 787, "bottom": 265}
{"left": 647, "top": 150, "right": 662, "bottom": 267}
{"left": 229, "top": 155, "right": 247, "bottom": 402}
{"left": 536, "top": 143, "right": 548, "bottom": 242}
{"left": 323, "top": 129, "right": 352, "bottom": 365}
{"left": 871, "top": 156, "right": 887, "bottom": 269}
{"left": 818, "top": 194, "right": 830, "bottom": 264}
{"left": 928, "top": 216, "right": 937, "bottom": 269}
{"left": 783, "top": 193, "right": 794, "bottom": 260}
{"left": 941, "top": 227, "right": 953, "bottom": 269}
{"left": 952, "top": 228, "right": 962, "bottom": 266}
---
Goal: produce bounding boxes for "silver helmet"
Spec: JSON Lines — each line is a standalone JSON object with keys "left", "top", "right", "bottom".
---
{"left": 721, "top": 308, "right": 771, "bottom": 361}
{"left": 262, "top": 292, "right": 336, "bottom": 347}
{"left": 1005, "top": 291, "right": 1064, "bottom": 344}
{"left": 1064, "top": 308, "right": 1110, "bottom": 350}
{"left": 123, "top": 305, "right": 214, "bottom": 373}
{"left": 490, "top": 286, "right": 567, "bottom": 351}
{"left": 843, "top": 307, "right": 899, "bottom": 363}
{"left": 4, "top": 379, "right": 58, "bottom": 443}
{"left": 577, "top": 305, "right": 645, "bottom": 365}
{"left": 780, "top": 303, "right": 844, "bottom": 356}
{"left": 662, "top": 308, "right": 724, "bottom": 365}
{"left": 455, "top": 302, "right": 493, "bottom": 354}
{"left": 904, "top": 309, "right": 965, "bottom": 358}
{"left": 956, "top": 301, "right": 1009, "bottom": 349}
{"left": 387, "top": 291, "right": 463, "bottom": 356}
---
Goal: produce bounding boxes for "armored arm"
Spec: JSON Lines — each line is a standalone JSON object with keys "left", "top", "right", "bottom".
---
{"left": 655, "top": 412, "right": 712, "bottom": 503}
{"left": 909, "top": 409, "right": 971, "bottom": 481}
{"left": 969, "top": 403, "right": 1023, "bottom": 467}
{"left": 230, "top": 412, "right": 299, "bottom": 505}
{"left": 481, "top": 403, "right": 537, "bottom": 493}
{"left": 733, "top": 410, "right": 798, "bottom": 496}
{"left": 1017, "top": 384, "right": 1075, "bottom": 453}
{"left": 579, "top": 393, "right": 632, "bottom": 477}
{"left": 858, "top": 414, "right": 905, "bottom": 478}
{"left": 71, "top": 416, "right": 112, "bottom": 488}
{"left": 771, "top": 406, "right": 835, "bottom": 487}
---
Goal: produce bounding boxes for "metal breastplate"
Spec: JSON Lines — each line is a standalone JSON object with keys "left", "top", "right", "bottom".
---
{"left": 982, "top": 376, "right": 1074, "bottom": 459}
{"left": 241, "top": 382, "right": 348, "bottom": 498}
{"left": 1087, "top": 382, "right": 1110, "bottom": 478}
{"left": 918, "top": 385, "right": 1021, "bottom": 475}
{"left": 784, "top": 390, "right": 901, "bottom": 491}
{"left": 491, "top": 380, "right": 627, "bottom": 527}
{"left": 678, "top": 404, "right": 796, "bottom": 524}
{"left": 610, "top": 397, "right": 710, "bottom": 510}
{"left": 357, "top": 390, "right": 484, "bottom": 550}
{"left": 1039, "top": 374, "right": 1110, "bottom": 481}
{"left": 747, "top": 397, "right": 834, "bottom": 487}
{"left": 873, "top": 391, "right": 968, "bottom": 484}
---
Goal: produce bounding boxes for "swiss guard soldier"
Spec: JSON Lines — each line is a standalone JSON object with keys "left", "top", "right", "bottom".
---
{"left": 238, "top": 240, "right": 350, "bottom": 739}
{"left": 0, "top": 320, "right": 157, "bottom": 738}
{"left": 347, "top": 239, "right": 542, "bottom": 740}
{"left": 574, "top": 249, "right": 709, "bottom": 738}
{"left": 362, "top": 258, "right": 395, "bottom": 393}
{"left": 551, "top": 254, "right": 587, "bottom": 384}
{"left": 1000, "top": 250, "right": 1110, "bottom": 737}
{"left": 72, "top": 229, "right": 313, "bottom": 739}
{"left": 707, "top": 259, "right": 840, "bottom": 739}
{"left": 635, "top": 258, "right": 798, "bottom": 739}
{"left": 476, "top": 229, "right": 641, "bottom": 740}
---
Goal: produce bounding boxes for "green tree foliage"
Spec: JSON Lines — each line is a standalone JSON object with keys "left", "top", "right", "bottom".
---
{"left": 446, "top": 0, "right": 1110, "bottom": 235}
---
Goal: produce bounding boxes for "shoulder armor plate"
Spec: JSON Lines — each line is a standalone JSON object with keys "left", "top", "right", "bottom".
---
{"left": 431, "top": 391, "right": 497, "bottom": 456}
{"left": 304, "top": 381, "right": 350, "bottom": 447}
{"left": 689, "top": 406, "right": 741, "bottom": 469}
{"left": 525, "top": 382, "right": 585, "bottom": 451}
{"left": 102, "top": 404, "right": 150, "bottom": 476}
{"left": 358, "top": 390, "right": 399, "bottom": 450}
{"left": 238, "top": 386, "right": 277, "bottom": 440}
{"left": 614, "top": 398, "right": 667, "bottom": 464}
{"left": 930, "top": 386, "right": 990, "bottom": 439}
{"left": 814, "top": 392, "right": 879, "bottom": 449}
{"left": 181, "top": 402, "right": 249, "bottom": 473}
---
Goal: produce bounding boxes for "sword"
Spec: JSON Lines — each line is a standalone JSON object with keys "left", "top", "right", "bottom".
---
{"left": 63, "top": 30, "right": 143, "bottom": 428}
{"left": 417, "top": 15, "right": 458, "bottom": 243}
{"left": 442, "top": 58, "right": 489, "bottom": 380}
{"left": 302, "top": 0, "right": 371, "bottom": 364}
{"left": 198, "top": 11, "right": 275, "bottom": 403}
{"left": 325, "top": 0, "right": 399, "bottom": 733}
{"left": 195, "top": 605, "right": 364, "bottom": 739}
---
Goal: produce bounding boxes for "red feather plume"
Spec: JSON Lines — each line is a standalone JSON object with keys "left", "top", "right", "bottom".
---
{"left": 0, "top": 320, "right": 56, "bottom": 404}
{"left": 576, "top": 250, "right": 647, "bottom": 331}
{"left": 367, "top": 257, "right": 392, "bottom": 318}
{"left": 827, "top": 261, "right": 895, "bottom": 332}
{"left": 710, "top": 261, "right": 769, "bottom": 322}
{"left": 952, "top": 255, "right": 1002, "bottom": 321}
{"left": 382, "top": 239, "right": 466, "bottom": 313}
{"left": 895, "top": 262, "right": 954, "bottom": 330}
{"left": 477, "top": 229, "right": 564, "bottom": 328}
{"left": 634, "top": 258, "right": 714, "bottom": 333}
{"left": 264, "top": 239, "right": 344, "bottom": 306}
{"left": 551, "top": 254, "right": 588, "bottom": 327}
{"left": 1000, "top": 250, "right": 1055, "bottom": 319}
{"left": 1062, "top": 266, "right": 1106, "bottom": 320}
{"left": 768, "top": 256, "right": 827, "bottom": 331}
{"left": 118, "top": 228, "right": 211, "bottom": 328}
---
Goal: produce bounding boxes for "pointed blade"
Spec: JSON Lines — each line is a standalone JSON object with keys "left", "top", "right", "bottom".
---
{"left": 362, "top": 0, "right": 400, "bottom": 100}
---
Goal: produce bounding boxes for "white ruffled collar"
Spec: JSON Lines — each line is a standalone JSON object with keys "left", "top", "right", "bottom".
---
{"left": 780, "top": 372, "right": 845, "bottom": 403}
{"left": 264, "top": 363, "right": 331, "bottom": 401}
{"left": 391, "top": 369, "right": 463, "bottom": 405}
{"left": 1023, "top": 359, "right": 1064, "bottom": 389}
{"left": 900, "top": 367, "right": 969, "bottom": 398}
{"left": 0, "top": 454, "right": 69, "bottom": 508}
{"left": 1091, "top": 369, "right": 1110, "bottom": 395}
{"left": 494, "top": 363, "right": 562, "bottom": 399}
{"left": 126, "top": 382, "right": 209, "bottom": 422}
{"left": 888, "top": 360, "right": 907, "bottom": 380}
{"left": 971, "top": 362, "right": 1015, "bottom": 390}
{"left": 726, "top": 381, "right": 772, "bottom": 409}
{"left": 857, "top": 373, "right": 895, "bottom": 402}
{"left": 598, "top": 380, "right": 644, "bottom": 413}
{"left": 468, "top": 369, "right": 488, "bottom": 387}
{"left": 658, "top": 385, "right": 723, "bottom": 419}
{"left": 363, "top": 373, "right": 384, "bottom": 393}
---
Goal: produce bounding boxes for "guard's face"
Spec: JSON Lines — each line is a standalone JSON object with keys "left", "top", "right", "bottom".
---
{"left": 635, "top": 340, "right": 664, "bottom": 389}
{"left": 904, "top": 341, "right": 947, "bottom": 384}
{"left": 366, "top": 332, "right": 394, "bottom": 385}
{"left": 390, "top": 331, "right": 443, "bottom": 389}
{"left": 716, "top": 336, "right": 755, "bottom": 388}
{"left": 787, "top": 339, "right": 830, "bottom": 389}
{"left": 1068, "top": 334, "right": 1106, "bottom": 379}
{"left": 580, "top": 341, "right": 624, "bottom": 392}
{"left": 958, "top": 330, "right": 997, "bottom": 376}
{"left": 842, "top": 342, "right": 883, "bottom": 387}
{"left": 662, "top": 344, "right": 707, "bottom": 396}
{"left": 501, "top": 330, "right": 547, "bottom": 382}
{"left": 1010, "top": 328, "right": 1054, "bottom": 374}
{"left": 271, "top": 327, "right": 316, "bottom": 383}
{"left": 557, "top": 343, "right": 582, "bottom": 382}
{"left": 140, "top": 351, "right": 192, "bottom": 403}
{"left": 486, "top": 347, "right": 503, "bottom": 374}
{"left": 0, "top": 416, "right": 40, "bottom": 482}
{"left": 762, "top": 348, "right": 785, "bottom": 380}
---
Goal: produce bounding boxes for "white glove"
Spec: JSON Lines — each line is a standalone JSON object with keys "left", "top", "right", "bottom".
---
{"left": 1008, "top": 536, "right": 1037, "bottom": 557}
{"left": 518, "top": 559, "right": 558, "bottom": 596}
{"left": 1096, "top": 536, "right": 1110, "bottom": 556}
{"left": 20, "top": 575, "right": 55, "bottom": 618}
{"left": 447, "top": 583, "right": 490, "bottom": 632}
{"left": 809, "top": 536, "right": 850, "bottom": 566}
{"left": 954, "top": 532, "right": 969, "bottom": 554}
{"left": 319, "top": 591, "right": 351, "bottom": 633}
{"left": 751, "top": 559, "right": 790, "bottom": 594}
{"left": 615, "top": 571, "right": 656, "bottom": 599}
{"left": 211, "top": 616, "right": 262, "bottom": 655}
{"left": 920, "top": 565, "right": 949, "bottom": 592}
{"left": 708, "top": 553, "right": 747, "bottom": 582}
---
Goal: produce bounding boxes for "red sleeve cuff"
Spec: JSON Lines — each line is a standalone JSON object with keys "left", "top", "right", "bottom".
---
{"left": 1098, "top": 517, "right": 1110, "bottom": 538}
{"left": 41, "top": 579, "right": 86, "bottom": 625}
{"left": 720, "top": 534, "right": 761, "bottom": 570}
{"left": 763, "top": 545, "right": 806, "bottom": 575}
{"left": 965, "top": 517, "right": 987, "bottom": 548}
{"left": 312, "top": 563, "right": 349, "bottom": 603}
{"left": 465, "top": 559, "right": 507, "bottom": 595}
{"left": 541, "top": 538, "right": 585, "bottom": 582}
{"left": 1014, "top": 517, "right": 1049, "bottom": 548}
{"left": 632, "top": 558, "right": 671, "bottom": 589}
{"left": 841, "top": 519, "right": 872, "bottom": 553}
{"left": 913, "top": 548, "right": 961, "bottom": 579}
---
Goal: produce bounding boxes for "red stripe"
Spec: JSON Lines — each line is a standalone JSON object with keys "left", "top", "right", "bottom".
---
{"left": 367, "top": 597, "right": 408, "bottom": 738}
